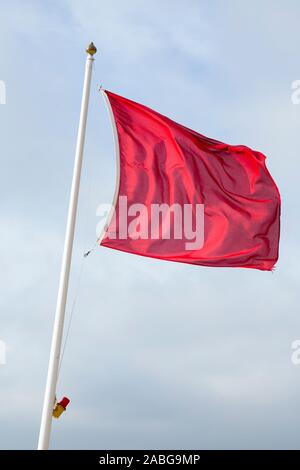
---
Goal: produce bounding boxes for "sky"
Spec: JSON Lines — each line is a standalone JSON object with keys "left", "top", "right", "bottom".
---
{"left": 0, "top": 0, "right": 300, "bottom": 450}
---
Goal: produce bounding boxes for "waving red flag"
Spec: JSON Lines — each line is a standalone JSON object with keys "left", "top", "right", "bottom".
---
{"left": 100, "top": 90, "right": 280, "bottom": 271}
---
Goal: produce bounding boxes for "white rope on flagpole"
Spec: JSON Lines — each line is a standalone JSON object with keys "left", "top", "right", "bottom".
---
{"left": 37, "top": 42, "right": 97, "bottom": 450}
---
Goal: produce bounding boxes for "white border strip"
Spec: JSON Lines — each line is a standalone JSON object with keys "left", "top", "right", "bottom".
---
{"left": 98, "top": 89, "right": 121, "bottom": 244}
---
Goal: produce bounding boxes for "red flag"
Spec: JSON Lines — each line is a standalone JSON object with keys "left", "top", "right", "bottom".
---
{"left": 100, "top": 90, "right": 280, "bottom": 271}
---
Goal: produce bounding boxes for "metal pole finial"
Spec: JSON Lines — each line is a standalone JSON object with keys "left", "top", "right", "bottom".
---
{"left": 86, "top": 42, "right": 97, "bottom": 56}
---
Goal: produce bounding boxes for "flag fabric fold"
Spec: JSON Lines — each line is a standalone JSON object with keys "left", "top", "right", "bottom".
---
{"left": 100, "top": 90, "right": 280, "bottom": 271}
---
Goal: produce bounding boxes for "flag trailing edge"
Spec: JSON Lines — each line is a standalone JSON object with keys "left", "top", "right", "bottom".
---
{"left": 99, "top": 89, "right": 280, "bottom": 271}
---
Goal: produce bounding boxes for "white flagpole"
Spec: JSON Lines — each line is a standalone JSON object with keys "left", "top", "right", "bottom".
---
{"left": 38, "top": 43, "right": 97, "bottom": 450}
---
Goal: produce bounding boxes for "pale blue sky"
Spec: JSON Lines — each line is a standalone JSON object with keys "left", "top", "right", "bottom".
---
{"left": 0, "top": 0, "right": 300, "bottom": 449}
